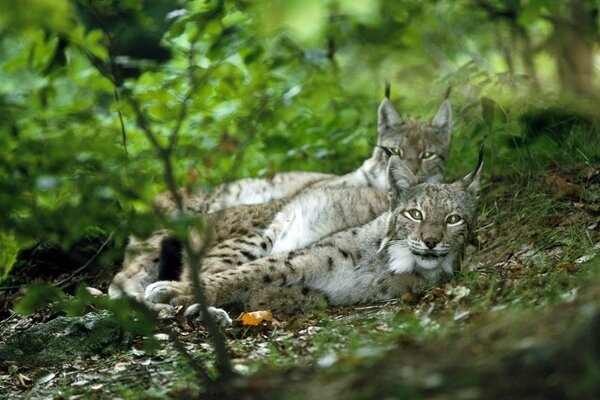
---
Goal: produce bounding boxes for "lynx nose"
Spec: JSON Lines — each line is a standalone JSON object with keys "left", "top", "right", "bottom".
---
{"left": 423, "top": 238, "right": 439, "bottom": 250}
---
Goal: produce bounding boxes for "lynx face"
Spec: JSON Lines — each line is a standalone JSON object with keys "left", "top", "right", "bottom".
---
{"left": 377, "top": 97, "right": 452, "bottom": 183}
{"left": 380, "top": 152, "right": 482, "bottom": 280}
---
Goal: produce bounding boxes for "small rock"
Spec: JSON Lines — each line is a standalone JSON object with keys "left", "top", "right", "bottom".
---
{"left": 85, "top": 287, "right": 104, "bottom": 297}
{"left": 153, "top": 333, "right": 170, "bottom": 341}
{"left": 575, "top": 254, "right": 596, "bottom": 264}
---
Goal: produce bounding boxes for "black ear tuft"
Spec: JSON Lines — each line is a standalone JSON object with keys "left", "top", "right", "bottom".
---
{"left": 385, "top": 81, "right": 391, "bottom": 100}
{"left": 377, "top": 145, "right": 394, "bottom": 157}
{"left": 444, "top": 86, "right": 452, "bottom": 100}
{"left": 476, "top": 143, "right": 484, "bottom": 171}
{"left": 459, "top": 144, "right": 484, "bottom": 193}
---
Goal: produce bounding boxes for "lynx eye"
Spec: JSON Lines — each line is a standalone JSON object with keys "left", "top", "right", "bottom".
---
{"left": 404, "top": 209, "right": 423, "bottom": 221}
{"left": 446, "top": 214, "right": 463, "bottom": 225}
{"left": 391, "top": 147, "right": 403, "bottom": 157}
{"left": 421, "top": 151, "right": 436, "bottom": 160}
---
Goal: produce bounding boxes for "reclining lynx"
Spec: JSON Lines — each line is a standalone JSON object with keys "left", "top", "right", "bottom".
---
{"left": 143, "top": 95, "right": 454, "bottom": 308}
{"left": 164, "top": 152, "right": 483, "bottom": 325}
{"left": 110, "top": 89, "right": 453, "bottom": 301}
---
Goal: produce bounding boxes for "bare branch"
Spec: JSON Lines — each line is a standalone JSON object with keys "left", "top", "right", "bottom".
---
{"left": 113, "top": 89, "right": 128, "bottom": 156}
{"left": 55, "top": 231, "right": 115, "bottom": 289}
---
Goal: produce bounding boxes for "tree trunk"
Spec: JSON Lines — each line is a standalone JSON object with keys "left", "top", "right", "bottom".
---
{"left": 550, "top": 0, "right": 597, "bottom": 95}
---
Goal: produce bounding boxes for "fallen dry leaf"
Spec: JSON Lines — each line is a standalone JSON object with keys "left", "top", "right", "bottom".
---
{"left": 239, "top": 310, "right": 273, "bottom": 326}
{"left": 402, "top": 292, "right": 418, "bottom": 304}
{"left": 218, "top": 132, "right": 240, "bottom": 153}
{"left": 546, "top": 174, "right": 580, "bottom": 199}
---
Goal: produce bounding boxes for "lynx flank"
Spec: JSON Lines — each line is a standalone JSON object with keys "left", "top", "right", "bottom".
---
{"left": 171, "top": 152, "right": 483, "bottom": 326}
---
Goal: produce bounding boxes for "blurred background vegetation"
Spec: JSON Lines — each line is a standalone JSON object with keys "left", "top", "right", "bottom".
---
{"left": 0, "top": 0, "right": 599, "bottom": 282}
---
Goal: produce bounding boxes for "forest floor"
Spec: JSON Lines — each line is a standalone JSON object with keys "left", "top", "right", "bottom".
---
{"left": 1, "top": 162, "right": 600, "bottom": 399}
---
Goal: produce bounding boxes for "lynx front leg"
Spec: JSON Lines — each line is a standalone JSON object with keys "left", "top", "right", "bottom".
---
{"left": 197, "top": 242, "right": 359, "bottom": 309}
{"left": 247, "top": 285, "right": 326, "bottom": 314}
{"left": 183, "top": 285, "right": 325, "bottom": 324}
{"left": 144, "top": 280, "right": 194, "bottom": 307}
{"left": 108, "top": 230, "right": 170, "bottom": 301}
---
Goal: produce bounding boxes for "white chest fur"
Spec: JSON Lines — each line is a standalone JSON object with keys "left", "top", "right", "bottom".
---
{"left": 386, "top": 244, "right": 416, "bottom": 273}
{"left": 269, "top": 194, "right": 334, "bottom": 254}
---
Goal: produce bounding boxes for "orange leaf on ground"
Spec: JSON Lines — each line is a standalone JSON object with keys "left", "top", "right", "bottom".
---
{"left": 402, "top": 292, "right": 418, "bottom": 303}
{"left": 239, "top": 310, "right": 273, "bottom": 326}
{"left": 546, "top": 174, "right": 579, "bottom": 199}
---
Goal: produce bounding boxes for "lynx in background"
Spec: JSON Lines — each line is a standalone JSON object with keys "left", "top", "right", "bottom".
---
{"left": 153, "top": 84, "right": 452, "bottom": 215}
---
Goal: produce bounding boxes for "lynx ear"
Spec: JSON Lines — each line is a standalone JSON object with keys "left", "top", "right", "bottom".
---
{"left": 378, "top": 96, "right": 402, "bottom": 136}
{"left": 387, "top": 155, "right": 416, "bottom": 204}
{"left": 431, "top": 99, "right": 452, "bottom": 137}
{"left": 459, "top": 146, "right": 484, "bottom": 193}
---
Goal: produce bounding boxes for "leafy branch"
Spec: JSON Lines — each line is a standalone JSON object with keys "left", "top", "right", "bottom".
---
{"left": 77, "top": 6, "right": 240, "bottom": 386}
{"left": 120, "top": 62, "right": 235, "bottom": 385}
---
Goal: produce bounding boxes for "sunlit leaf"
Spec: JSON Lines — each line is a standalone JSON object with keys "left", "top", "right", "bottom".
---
{"left": 239, "top": 310, "right": 273, "bottom": 326}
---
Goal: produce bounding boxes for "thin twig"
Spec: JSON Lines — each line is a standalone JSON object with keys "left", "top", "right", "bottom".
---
{"left": 0, "top": 311, "right": 17, "bottom": 328}
{"left": 185, "top": 227, "right": 233, "bottom": 377}
{"left": 121, "top": 57, "right": 234, "bottom": 381}
{"left": 55, "top": 231, "right": 115, "bottom": 288}
{"left": 113, "top": 88, "right": 128, "bottom": 155}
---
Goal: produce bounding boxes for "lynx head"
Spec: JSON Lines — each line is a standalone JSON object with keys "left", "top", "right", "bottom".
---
{"left": 375, "top": 87, "right": 452, "bottom": 183}
{"left": 378, "top": 150, "right": 483, "bottom": 282}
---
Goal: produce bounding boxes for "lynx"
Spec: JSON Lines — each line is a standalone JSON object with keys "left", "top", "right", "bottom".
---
{"left": 110, "top": 89, "right": 452, "bottom": 301}
{"left": 143, "top": 95, "right": 455, "bottom": 309}
{"left": 159, "top": 152, "right": 483, "bottom": 326}
{"left": 153, "top": 85, "right": 451, "bottom": 215}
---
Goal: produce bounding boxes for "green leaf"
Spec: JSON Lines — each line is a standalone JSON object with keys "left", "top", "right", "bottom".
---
{"left": 481, "top": 97, "right": 495, "bottom": 129}
{"left": 0, "top": 232, "right": 19, "bottom": 283}
{"left": 14, "top": 285, "right": 66, "bottom": 315}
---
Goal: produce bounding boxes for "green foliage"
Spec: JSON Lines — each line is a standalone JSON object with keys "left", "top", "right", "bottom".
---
{"left": 14, "top": 284, "right": 66, "bottom": 315}
{"left": 0, "top": 232, "right": 18, "bottom": 283}
{"left": 1, "top": 0, "right": 598, "bottom": 255}
{"left": 1, "top": 2, "right": 598, "bottom": 397}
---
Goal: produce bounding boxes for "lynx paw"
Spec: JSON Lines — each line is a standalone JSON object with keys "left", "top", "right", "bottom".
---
{"left": 145, "top": 281, "right": 189, "bottom": 306}
{"left": 184, "top": 304, "right": 233, "bottom": 327}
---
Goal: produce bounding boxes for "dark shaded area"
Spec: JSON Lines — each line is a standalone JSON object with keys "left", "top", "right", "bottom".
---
{"left": 0, "top": 233, "right": 119, "bottom": 319}
{"left": 75, "top": 0, "right": 174, "bottom": 83}
{"left": 237, "top": 285, "right": 600, "bottom": 400}
{"left": 157, "top": 236, "right": 183, "bottom": 281}
{"left": 519, "top": 106, "right": 598, "bottom": 145}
